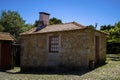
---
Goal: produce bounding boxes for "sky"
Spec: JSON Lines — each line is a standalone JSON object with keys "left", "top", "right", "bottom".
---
{"left": 0, "top": 0, "right": 120, "bottom": 29}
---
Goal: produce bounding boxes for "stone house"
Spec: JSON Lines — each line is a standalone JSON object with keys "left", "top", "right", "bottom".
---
{"left": 20, "top": 12, "right": 107, "bottom": 71}
{"left": 0, "top": 32, "right": 15, "bottom": 70}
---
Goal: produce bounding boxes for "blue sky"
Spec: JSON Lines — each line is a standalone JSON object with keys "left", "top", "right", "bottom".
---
{"left": 0, "top": 0, "right": 120, "bottom": 29}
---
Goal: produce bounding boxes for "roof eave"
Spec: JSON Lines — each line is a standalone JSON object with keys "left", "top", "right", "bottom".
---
{"left": 86, "top": 27, "right": 108, "bottom": 35}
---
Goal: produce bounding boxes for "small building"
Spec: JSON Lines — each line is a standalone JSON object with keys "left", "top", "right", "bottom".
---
{"left": 20, "top": 12, "right": 107, "bottom": 71}
{"left": 0, "top": 32, "right": 15, "bottom": 70}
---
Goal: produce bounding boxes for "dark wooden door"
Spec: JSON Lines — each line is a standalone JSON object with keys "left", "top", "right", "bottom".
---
{"left": 95, "top": 36, "right": 100, "bottom": 64}
{"left": 0, "top": 42, "right": 10, "bottom": 69}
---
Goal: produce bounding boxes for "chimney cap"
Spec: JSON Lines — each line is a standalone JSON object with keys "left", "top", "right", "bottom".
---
{"left": 39, "top": 12, "right": 50, "bottom": 15}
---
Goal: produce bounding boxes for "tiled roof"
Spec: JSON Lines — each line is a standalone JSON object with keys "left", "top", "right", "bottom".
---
{"left": 21, "top": 22, "right": 86, "bottom": 35}
{"left": 0, "top": 32, "right": 15, "bottom": 41}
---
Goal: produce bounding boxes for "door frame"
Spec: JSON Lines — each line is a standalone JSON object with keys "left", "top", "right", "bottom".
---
{"left": 0, "top": 41, "right": 11, "bottom": 69}
{"left": 95, "top": 36, "right": 100, "bottom": 64}
{"left": 46, "top": 34, "right": 61, "bottom": 67}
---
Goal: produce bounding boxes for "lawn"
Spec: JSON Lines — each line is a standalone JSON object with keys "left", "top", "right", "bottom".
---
{"left": 0, "top": 54, "right": 120, "bottom": 80}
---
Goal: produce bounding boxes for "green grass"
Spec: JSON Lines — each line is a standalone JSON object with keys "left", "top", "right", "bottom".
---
{"left": 0, "top": 54, "right": 120, "bottom": 80}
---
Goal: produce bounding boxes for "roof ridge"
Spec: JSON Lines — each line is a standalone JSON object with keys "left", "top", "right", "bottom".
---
{"left": 48, "top": 23, "right": 65, "bottom": 26}
{"left": 71, "top": 21, "right": 85, "bottom": 28}
{"left": 48, "top": 21, "right": 85, "bottom": 27}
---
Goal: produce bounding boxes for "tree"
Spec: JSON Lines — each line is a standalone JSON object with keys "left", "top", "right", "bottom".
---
{"left": 0, "top": 10, "right": 25, "bottom": 38}
{"left": 33, "top": 20, "right": 39, "bottom": 27}
{"left": 100, "top": 25, "right": 114, "bottom": 31}
{"left": 87, "top": 23, "right": 98, "bottom": 29}
{"left": 87, "top": 25, "right": 95, "bottom": 29}
{"left": 49, "top": 17, "right": 62, "bottom": 25}
{"left": 100, "top": 21, "right": 120, "bottom": 43}
{"left": 0, "top": 24, "right": 4, "bottom": 31}
{"left": 108, "top": 22, "right": 120, "bottom": 42}
{"left": 22, "top": 23, "right": 34, "bottom": 32}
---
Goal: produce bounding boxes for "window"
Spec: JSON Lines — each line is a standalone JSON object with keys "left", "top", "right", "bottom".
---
{"left": 49, "top": 36, "right": 59, "bottom": 53}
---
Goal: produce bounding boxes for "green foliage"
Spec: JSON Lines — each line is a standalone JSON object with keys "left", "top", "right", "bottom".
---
{"left": 87, "top": 25, "right": 96, "bottom": 29}
{"left": 0, "top": 24, "right": 4, "bottom": 31}
{"left": 23, "top": 24, "right": 34, "bottom": 32}
{"left": 87, "top": 23, "right": 98, "bottom": 29}
{"left": 100, "top": 25, "right": 114, "bottom": 30}
{"left": 0, "top": 10, "right": 25, "bottom": 38}
{"left": 49, "top": 17, "right": 62, "bottom": 25}
{"left": 33, "top": 20, "right": 39, "bottom": 27}
{"left": 100, "top": 21, "right": 120, "bottom": 43}
{"left": 108, "top": 22, "right": 120, "bottom": 42}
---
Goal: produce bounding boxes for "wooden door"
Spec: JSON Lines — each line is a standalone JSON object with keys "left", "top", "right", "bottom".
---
{"left": 0, "top": 42, "right": 10, "bottom": 69}
{"left": 95, "top": 36, "right": 100, "bottom": 64}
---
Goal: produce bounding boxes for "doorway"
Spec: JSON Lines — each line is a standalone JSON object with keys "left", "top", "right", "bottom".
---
{"left": 0, "top": 42, "right": 10, "bottom": 69}
{"left": 47, "top": 35, "right": 60, "bottom": 67}
{"left": 95, "top": 36, "right": 100, "bottom": 64}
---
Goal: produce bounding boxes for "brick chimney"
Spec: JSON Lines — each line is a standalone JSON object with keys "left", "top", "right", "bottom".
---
{"left": 39, "top": 12, "right": 50, "bottom": 26}
{"left": 36, "top": 12, "right": 50, "bottom": 31}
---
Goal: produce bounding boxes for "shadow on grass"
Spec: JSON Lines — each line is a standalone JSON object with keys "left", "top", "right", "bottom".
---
{"left": 95, "top": 62, "right": 107, "bottom": 69}
{"left": 4, "top": 68, "right": 91, "bottom": 76}
{"left": 0, "top": 58, "right": 111, "bottom": 76}
{"left": 1, "top": 63, "right": 107, "bottom": 76}
{"left": 107, "top": 54, "right": 120, "bottom": 61}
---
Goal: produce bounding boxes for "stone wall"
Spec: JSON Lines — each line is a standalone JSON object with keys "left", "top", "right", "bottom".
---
{"left": 21, "top": 34, "right": 48, "bottom": 68}
{"left": 60, "top": 30, "right": 90, "bottom": 68}
{"left": 99, "top": 32, "right": 107, "bottom": 63}
{"left": 88, "top": 29, "right": 107, "bottom": 64}
{"left": 20, "top": 28, "right": 106, "bottom": 71}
